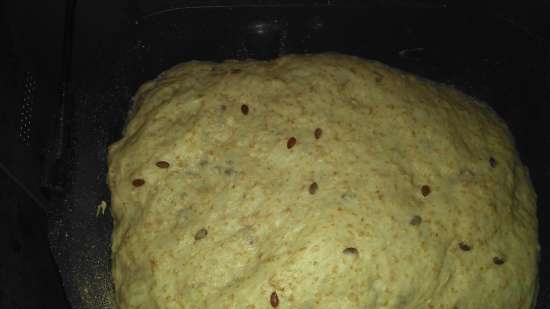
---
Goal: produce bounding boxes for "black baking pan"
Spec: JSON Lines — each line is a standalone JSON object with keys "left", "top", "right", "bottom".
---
{"left": 1, "top": 1, "right": 549, "bottom": 309}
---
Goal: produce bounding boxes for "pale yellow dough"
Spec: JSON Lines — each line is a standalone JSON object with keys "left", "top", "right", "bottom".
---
{"left": 107, "top": 53, "right": 539, "bottom": 309}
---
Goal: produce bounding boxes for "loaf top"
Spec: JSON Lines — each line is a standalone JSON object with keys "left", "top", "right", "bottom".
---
{"left": 108, "top": 53, "right": 538, "bottom": 309}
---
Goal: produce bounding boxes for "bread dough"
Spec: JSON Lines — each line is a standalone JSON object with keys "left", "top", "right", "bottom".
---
{"left": 107, "top": 53, "right": 539, "bottom": 309}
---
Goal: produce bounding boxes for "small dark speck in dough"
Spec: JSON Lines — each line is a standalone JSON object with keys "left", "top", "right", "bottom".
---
{"left": 270, "top": 291, "right": 279, "bottom": 307}
{"left": 194, "top": 228, "right": 208, "bottom": 240}
{"left": 309, "top": 182, "right": 318, "bottom": 194}
{"left": 421, "top": 185, "right": 431, "bottom": 197}
{"left": 409, "top": 215, "right": 422, "bottom": 226}
{"left": 458, "top": 242, "right": 472, "bottom": 251}
{"left": 287, "top": 137, "right": 297, "bottom": 149}
{"left": 241, "top": 104, "right": 249, "bottom": 115}
{"left": 132, "top": 179, "right": 145, "bottom": 187}
{"left": 314, "top": 128, "right": 323, "bottom": 139}
{"left": 343, "top": 247, "right": 359, "bottom": 257}
{"left": 493, "top": 256, "right": 505, "bottom": 265}
{"left": 156, "top": 161, "right": 170, "bottom": 168}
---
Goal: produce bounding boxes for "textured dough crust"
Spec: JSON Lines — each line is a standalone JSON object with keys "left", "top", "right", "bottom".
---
{"left": 107, "top": 53, "right": 538, "bottom": 309}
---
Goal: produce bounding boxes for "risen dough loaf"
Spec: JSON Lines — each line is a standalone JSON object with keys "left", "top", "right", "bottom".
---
{"left": 107, "top": 53, "right": 539, "bottom": 309}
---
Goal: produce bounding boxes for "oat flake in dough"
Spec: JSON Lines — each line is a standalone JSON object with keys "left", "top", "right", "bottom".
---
{"left": 107, "top": 53, "right": 539, "bottom": 309}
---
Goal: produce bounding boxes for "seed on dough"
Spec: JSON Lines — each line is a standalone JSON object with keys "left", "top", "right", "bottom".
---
{"left": 231, "top": 68, "right": 242, "bottom": 74}
{"left": 132, "top": 179, "right": 145, "bottom": 187}
{"left": 489, "top": 157, "right": 497, "bottom": 168}
{"left": 241, "top": 104, "right": 249, "bottom": 115}
{"left": 343, "top": 247, "right": 359, "bottom": 257}
{"left": 287, "top": 137, "right": 297, "bottom": 149}
{"left": 314, "top": 128, "right": 323, "bottom": 139}
{"left": 270, "top": 291, "right": 279, "bottom": 307}
{"left": 194, "top": 228, "right": 208, "bottom": 240}
{"left": 155, "top": 161, "right": 170, "bottom": 168}
{"left": 458, "top": 242, "right": 472, "bottom": 251}
{"left": 409, "top": 215, "right": 422, "bottom": 226}
{"left": 309, "top": 182, "right": 318, "bottom": 194}
{"left": 421, "top": 185, "right": 431, "bottom": 197}
{"left": 493, "top": 256, "right": 505, "bottom": 265}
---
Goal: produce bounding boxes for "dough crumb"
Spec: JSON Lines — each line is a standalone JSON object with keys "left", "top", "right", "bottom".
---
{"left": 96, "top": 201, "right": 108, "bottom": 217}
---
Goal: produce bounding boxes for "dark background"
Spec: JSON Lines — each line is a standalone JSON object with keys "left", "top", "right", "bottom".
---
{"left": 1, "top": 1, "right": 549, "bottom": 308}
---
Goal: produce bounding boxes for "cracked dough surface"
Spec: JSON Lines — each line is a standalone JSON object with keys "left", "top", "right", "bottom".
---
{"left": 107, "top": 53, "right": 539, "bottom": 309}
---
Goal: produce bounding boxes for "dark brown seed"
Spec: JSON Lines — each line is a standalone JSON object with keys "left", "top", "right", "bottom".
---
{"left": 231, "top": 68, "right": 242, "bottom": 74}
{"left": 132, "top": 179, "right": 145, "bottom": 187}
{"left": 458, "top": 242, "right": 472, "bottom": 251}
{"left": 489, "top": 157, "right": 497, "bottom": 168}
{"left": 194, "top": 228, "right": 208, "bottom": 240}
{"left": 220, "top": 105, "right": 227, "bottom": 111}
{"left": 493, "top": 256, "right": 505, "bottom": 265}
{"left": 314, "top": 128, "right": 323, "bottom": 139}
{"left": 241, "top": 104, "right": 249, "bottom": 115}
{"left": 287, "top": 137, "right": 297, "bottom": 149}
{"left": 421, "top": 185, "right": 431, "bottom": 197}
{"left": 409, "top": 215, "right": 422, "bottom": 226}
{"left": 270, "top": 291, "right": 279, "bottom": 307}
{"left": 343, "top": 247, "right": 359, "bottom": 257}
{"left": 309, "top": 182, "right": 318, "bottom": 194}
{"left": 156, "top": 161, "right": 170, "bottom": 168}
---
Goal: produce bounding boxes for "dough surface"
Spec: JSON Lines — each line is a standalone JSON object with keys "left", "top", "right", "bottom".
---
{"left": 107, "top": 53, "right": 539, "bottom": 309}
